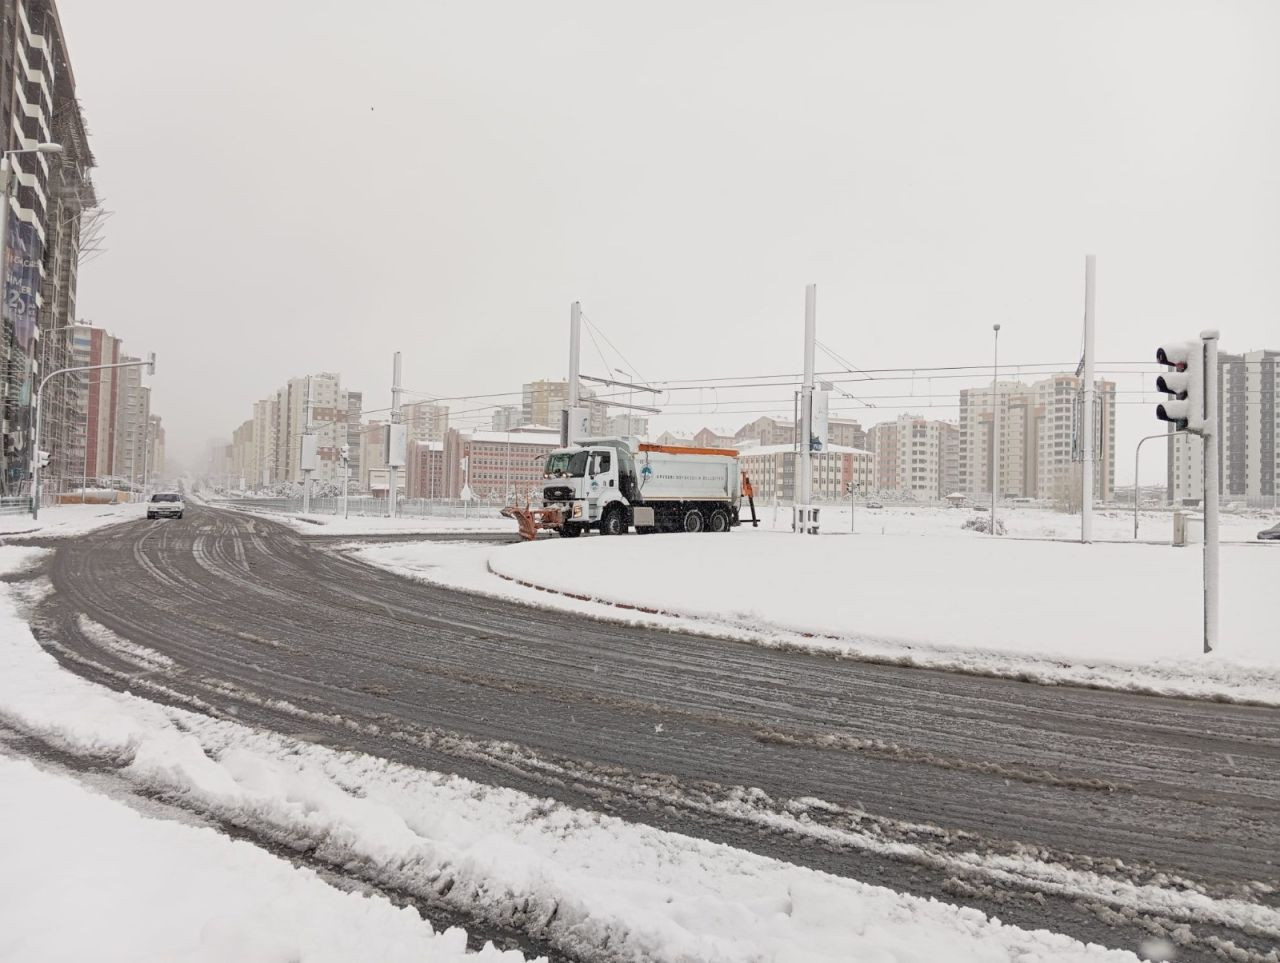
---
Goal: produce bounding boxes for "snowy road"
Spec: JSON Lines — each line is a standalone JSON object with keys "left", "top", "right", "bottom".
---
{"left": 23, "top": 506, "right": 1280, "bottom": 962}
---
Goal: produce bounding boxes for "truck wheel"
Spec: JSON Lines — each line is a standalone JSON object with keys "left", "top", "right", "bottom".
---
{"left": 558, "top": 524, "right": 582, "bottom": 538}
{"left": 708, "top": 508, "right": 730, "bottom": 532}
{"left": 601, "top": 508, "right": 626, "bottom": 536}
{"left": 681, "top": 508, "right": 705, "bottom": 533}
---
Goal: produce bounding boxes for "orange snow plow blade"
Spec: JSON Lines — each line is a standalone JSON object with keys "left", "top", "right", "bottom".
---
{"left": 501, "top": 504, "right": 564, "bottom": 541}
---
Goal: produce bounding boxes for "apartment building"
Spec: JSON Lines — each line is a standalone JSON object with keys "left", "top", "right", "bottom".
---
{"left": 1, "top": 0, "right": 96, "bottom": 494}
{"left": 734, "top": 416, "right": 795, "bottom": 448}
{"left": 71, "top": 324, "right": 120, "bottom": 482}
{"left": 112, "top": 358, "right": 150, "bottom": 487}
{"left": 406, "top": 429, "right": 465, "bottom": 499}
{"left": 401, "top": 400, "right": 448, "bottom": 443}
{"left": 604, "top": 413, "right": 649, "bottom": 438}
{"left": 1169, "top": 348, "right": 1279, "bottom": 505}
{"left": 491, "top": 405, "right": 521, "bottom": 431}
{"left": 827, "top": 419, "right": 867, "bottom": 451}
{"left": 147, "top": 415, "right": 165, "bottom": 481}
{"left": 270, "top": 373, "right": 349, "bottom": 486}
{"left": 958, "top": 375, "right": 1115, "bottom": 502}
{"left": 866, "top": 415, "right": 959, "bottom": 499}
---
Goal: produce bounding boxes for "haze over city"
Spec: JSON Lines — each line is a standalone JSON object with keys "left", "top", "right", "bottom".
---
{"left": 61, "top": 0, "right": 1279, "bottom": 477}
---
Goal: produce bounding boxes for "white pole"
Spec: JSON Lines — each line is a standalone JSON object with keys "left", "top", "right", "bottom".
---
{"left": 343, "top": 454, "right": 350, "bottom": 519}
{"left": 1201, "top": 329, "right": 1220, "bottom": 654}
{"left": 991, "top": 324, "right": 1001, "bottom": 534}
{"left": 389, "top": 351, "right": 402, "bottom": 518}
{"left": 1082, "top": 255, "right": 1096, "bottom": 543}
{"left": 799, "top": 283, "right": 816, "bottom": 534}
{"left": 566, "top": 302, "right": 581, "bottom": 445}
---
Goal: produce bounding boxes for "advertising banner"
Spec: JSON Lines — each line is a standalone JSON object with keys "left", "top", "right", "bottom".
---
{"left": 4, "top": 212, "right": 42, "bottom": 352}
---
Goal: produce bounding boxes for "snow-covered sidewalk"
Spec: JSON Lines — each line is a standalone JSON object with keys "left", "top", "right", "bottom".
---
{"left": 357, "top": 529, "right": 1280, "bottom": 706}
{"left": 0, "top": 547, "right": 1165, "bottom": 963}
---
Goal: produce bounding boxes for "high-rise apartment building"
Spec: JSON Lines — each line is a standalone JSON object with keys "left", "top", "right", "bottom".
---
{"left": 1168, "top": 348, "right": 1279, "bottom": 506}
{"left": 71, "top": 324, "right": 121, "bottom": 483}
{"left": 521, "top": 379, "right": 607, "bottom": 434}
{"left": 272, "top": 373, "right": 348, "bottom": 485}
{"left": 867, "top": 415, "right": 957, "bottom": 498}
{"left": 958, "top": 375, "right": 1115, "bottom": 502}
{"left": 113, "top": 356, "right": 151, "bottom": 489}
{"left": 401, "top": 401, "right": 448, "bottom": 443}
{"left": 251, "top": 398, "right": 277, "bottom": 487}
{"left": 147, "top": 415, "right": 165, "bottom": 481}
{"left": 1, "top": 0, "right": 96, "bottom": 494}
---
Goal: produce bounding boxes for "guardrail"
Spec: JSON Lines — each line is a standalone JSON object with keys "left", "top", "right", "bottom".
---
{"left": 0, "top": 496, "right": 31, "bottom": 515}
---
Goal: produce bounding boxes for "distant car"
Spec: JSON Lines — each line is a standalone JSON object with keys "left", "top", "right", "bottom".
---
{"left": 147, "top": 492, "right": 184, "bottom": 520}
{"left": 865, "top": 501, "right": 884, "bottom": 510}
{"left": 1259, "top": 523, "right": 1280, "bottom": 541}
{"left": 973, "top": 505, "right": 989, "bottom": 512}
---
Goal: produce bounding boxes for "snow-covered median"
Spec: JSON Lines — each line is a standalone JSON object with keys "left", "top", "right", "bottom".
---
{"left": 0, "top": 548, "right": 1152, "bottom": 962}
{"left": 357, "top": 529, "right": 1280, "bottom": 705}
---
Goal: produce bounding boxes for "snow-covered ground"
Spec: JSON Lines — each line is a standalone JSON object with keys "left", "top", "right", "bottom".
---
{"left": 750, "top": 502, "right": 1271, "bottom": 542}
{"left": 0, "top": 502, "right": 143, "bottom": 540}
{"left": 357, "top": 507, "right": 1280, "bottom": 706}
{"left": 0, "top": 757, "right": 527, "bottom": 963}
{"left": 0, "top": 547, "right": 1177, "bottom": 962}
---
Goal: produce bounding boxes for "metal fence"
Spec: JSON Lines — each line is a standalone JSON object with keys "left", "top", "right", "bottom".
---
{"left": 0, "top": 496, "right": 31, "bottom": 516}
{"left": 217, "top": 496, "right": 507, "bottom": 520}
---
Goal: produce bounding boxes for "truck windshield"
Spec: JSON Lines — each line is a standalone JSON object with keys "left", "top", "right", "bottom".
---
{"left": 545, "top": 451, "right": 589, "bottom": 478}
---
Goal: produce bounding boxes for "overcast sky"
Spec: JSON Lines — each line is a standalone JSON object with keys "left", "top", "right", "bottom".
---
{"left": 60, "top": 0, "right": 1279, "bottom": 480}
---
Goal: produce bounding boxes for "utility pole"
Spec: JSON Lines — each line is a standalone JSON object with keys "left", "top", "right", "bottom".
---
{"left": 1201, "top": 330, "right": 1220, "bottom": 653}
{"left": 991, "top": 324, "right": 1001, "bottom": 534}
{"left": 1081, "top": 255, "right": 1096, "bottom": 543}
{"left": 301, "top": 376, "right": 314, "bottom": 515}
{"left": 388, "top": 351, "right": 402, "bottom": 518}
{"left": 796, "top": 284, "right": 817, "bottom": 534}
{"left": 565, "top": 301, "right": 582, "bottom": 446}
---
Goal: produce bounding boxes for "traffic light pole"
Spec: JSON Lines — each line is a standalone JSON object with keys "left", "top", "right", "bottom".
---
{"left": 1201, "top": 330, "right": 1219, "bottom": 654}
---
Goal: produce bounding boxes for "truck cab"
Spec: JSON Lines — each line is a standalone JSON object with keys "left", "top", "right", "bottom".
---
{"left": 542, "top": 441, "right": 638, "bottom": 536}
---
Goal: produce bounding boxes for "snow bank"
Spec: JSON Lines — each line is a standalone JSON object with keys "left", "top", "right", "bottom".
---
{"left": 0, "top": 555, "right": 1153, "bottom": 962}
{"left": 0, "top": 757, "right": 525, "bottom": 963}
{"left": 0, "top": 502, "right": 140, "bottom": 539}
{"left": 358, "top": 533, "right": 1280, "bottom": 705}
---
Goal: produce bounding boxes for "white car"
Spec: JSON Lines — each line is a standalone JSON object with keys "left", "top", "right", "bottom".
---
{"left": 147, "top": 492, "right": 184, "bottom": 520}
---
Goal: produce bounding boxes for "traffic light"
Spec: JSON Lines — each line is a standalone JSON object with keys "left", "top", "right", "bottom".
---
{"left": 339, "top": 444, "right": 350, "bottom": 466}
{"left": 36, "top": 450, "right": 50, "bottom": 469}
{"left": 1155, "top": 341, "right": 1204, "bottom": 433}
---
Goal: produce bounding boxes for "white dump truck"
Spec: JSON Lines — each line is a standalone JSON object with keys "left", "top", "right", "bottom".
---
{"left": 502, "top": 437, "right": 757, "bottom": 539}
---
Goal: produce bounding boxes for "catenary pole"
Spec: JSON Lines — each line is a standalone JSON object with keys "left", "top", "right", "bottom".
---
{"left": 1082, "top": 255, "right": 1096, "bottom": 543}
{"left": 798, "top": 284, "right": 816, "bottom": 533}
{"left": 566, "top": 302, "right": 581, "bottom": 445}
{"left": 991, "top": 324, "right": 1001, "bottom": 533}
{"left": 388, "top": 351, "right": 402, "bottom": 518}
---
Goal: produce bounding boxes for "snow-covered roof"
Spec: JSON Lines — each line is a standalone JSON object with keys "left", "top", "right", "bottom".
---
{"left": 466, "top": 430, "right": 560, "bottom": 446}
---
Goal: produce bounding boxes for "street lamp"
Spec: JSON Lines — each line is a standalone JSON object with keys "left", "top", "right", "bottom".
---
{"left": 0, "top": 142, "right": 63, "bottom": 272}
{"left": 991, "top": 324, "right": 1001, "bottom": 534}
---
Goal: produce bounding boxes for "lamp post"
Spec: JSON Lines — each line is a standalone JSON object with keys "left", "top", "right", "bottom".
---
{"left": 32, "top": 354, "right": 155, "bottom": 519}
{"left": 991, "top": 324, "right": 1001, "bottom": 534}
